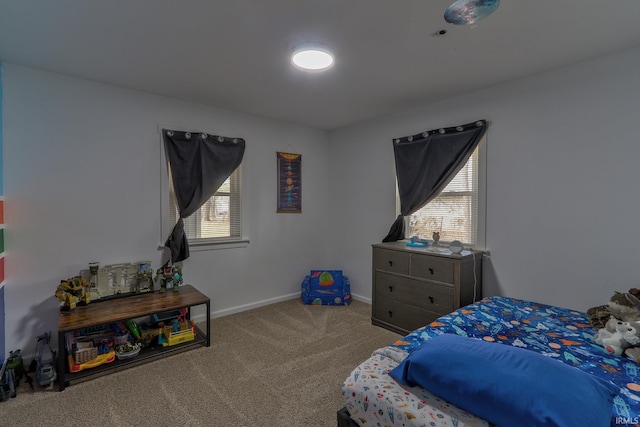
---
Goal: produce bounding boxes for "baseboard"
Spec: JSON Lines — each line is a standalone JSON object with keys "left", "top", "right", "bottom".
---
{"left": 189, "top": 292, "right": 299, "bottom": 323}
{"left": 191, "top": 291, "right": 372, "bottom": 323}
{"left": 350, "top": 292, "right": 371, "bottom": 304}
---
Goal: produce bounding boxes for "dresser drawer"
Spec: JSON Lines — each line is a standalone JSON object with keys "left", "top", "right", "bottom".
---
{"left": 373, "top": 248, "right": 409, "bottom": 275}
{"left": 375, "top": 271, "right": 455, "bottom": 314}
{"left": 410, "top": 254, "right": 455, "bottom": 284}
{"left": 374, "top": 297, "right": 441, "bottom": 332}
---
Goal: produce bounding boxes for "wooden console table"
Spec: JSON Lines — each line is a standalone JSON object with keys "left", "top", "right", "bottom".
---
{"left": 56, "top": 284, "right": 210, "bottom": 391}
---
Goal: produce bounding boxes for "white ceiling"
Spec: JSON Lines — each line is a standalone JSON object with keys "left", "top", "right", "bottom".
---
{"left": 1, "top": 0, "right": 640, "bottom": 130}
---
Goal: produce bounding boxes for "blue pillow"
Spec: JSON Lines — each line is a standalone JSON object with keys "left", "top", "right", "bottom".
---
{"left": 388, "top": 334, "right": 619, "bottom": 427}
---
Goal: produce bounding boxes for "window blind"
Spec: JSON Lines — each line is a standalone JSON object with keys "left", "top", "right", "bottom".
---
{"left": 409, "top": 149, "right": 478, "bottom": 246}
{"left": 169, "top": 167, "right": 242, "bottom": 243}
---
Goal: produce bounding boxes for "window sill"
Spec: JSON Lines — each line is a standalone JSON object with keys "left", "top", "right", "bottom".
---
{"left": 188, "top": 239, "right": 250, "bottom": 252}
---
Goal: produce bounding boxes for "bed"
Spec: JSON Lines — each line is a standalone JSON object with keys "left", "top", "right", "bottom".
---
{"left": 340, "top": 296, "right": 640, "bottom": 427}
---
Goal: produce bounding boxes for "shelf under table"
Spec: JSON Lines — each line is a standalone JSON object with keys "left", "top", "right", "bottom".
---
{"left": 57, "top": 284, "right": 210, "bottom": 391}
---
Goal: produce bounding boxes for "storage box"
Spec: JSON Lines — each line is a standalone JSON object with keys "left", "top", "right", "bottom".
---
{"left": 159, "top": 324, "right": 195, "bottom": 347}
{"left": 73, "top": 342, "right": 97, "bottom": 364}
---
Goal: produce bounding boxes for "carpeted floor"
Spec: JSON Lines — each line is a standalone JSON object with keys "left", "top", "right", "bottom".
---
{"left": 1, "top": 298, "right": 399, "bottom": 426}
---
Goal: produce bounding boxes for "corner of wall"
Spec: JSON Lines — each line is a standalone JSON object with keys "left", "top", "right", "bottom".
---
{"left": 0, "top": 61, "right": 5, "bottom": 362}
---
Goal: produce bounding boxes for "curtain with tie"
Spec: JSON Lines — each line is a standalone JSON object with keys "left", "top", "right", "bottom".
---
{"left": 163, "top": 129, "right": 246, "bottom": 263}
{"left": 383, "top": 120, "right": 487, "bottom": 242}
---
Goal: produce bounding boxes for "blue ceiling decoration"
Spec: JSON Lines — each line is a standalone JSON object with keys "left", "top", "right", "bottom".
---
{"left": 444, "top": 0, "right": 500, "bottom": 25}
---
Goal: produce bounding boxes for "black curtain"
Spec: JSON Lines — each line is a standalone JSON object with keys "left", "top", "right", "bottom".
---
{"left": 383, "top": 120, "right": 487, "bottom": 242}
{"left": 163, "top": 129, "right": 246, "bottom": 263}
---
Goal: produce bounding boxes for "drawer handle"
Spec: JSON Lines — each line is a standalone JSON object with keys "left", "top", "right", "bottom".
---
{"left": 388, "top": 310, "right": 393, "bottom": 318}
{"left": 388, "top": 286, "right": 393, "bottom": 293}
{"left": 429, "top": 296, "right": 434, "bottom": 304}
{"left": 388, "top": 260, "right": 393, "bottom": 267}
{"left": 428, "top": 268, "right": 434, "bottom": 275}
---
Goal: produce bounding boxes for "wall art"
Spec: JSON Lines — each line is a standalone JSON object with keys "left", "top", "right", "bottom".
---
{"left": 277, "top": 152, "right": 302, "bottom": 213}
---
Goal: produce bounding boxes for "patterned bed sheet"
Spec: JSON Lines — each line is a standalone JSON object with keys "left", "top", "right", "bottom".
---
{"left": 342, "top": 296, "right": 640, "bottom": 427}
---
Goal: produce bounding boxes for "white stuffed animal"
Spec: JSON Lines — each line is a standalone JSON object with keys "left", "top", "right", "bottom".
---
{"left": 595, "top": 318, "right": 634, "bottom": 356}
{"left": 593, "top": 316, "right": 618, "bottom": 343}
{"left": 621, "top": 321, "right": 640, "bottom": 347}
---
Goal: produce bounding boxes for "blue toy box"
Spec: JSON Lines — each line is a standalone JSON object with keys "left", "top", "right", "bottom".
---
{"left": 301, "top": 270, "right": 351, "bottom": 306}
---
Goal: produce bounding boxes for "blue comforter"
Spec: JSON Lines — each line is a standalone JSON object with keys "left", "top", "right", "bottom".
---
{"left": 389, "top": 296, "right": 640, "bottom": 425}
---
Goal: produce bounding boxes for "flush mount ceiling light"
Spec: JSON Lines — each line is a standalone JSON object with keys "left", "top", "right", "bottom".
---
{"left": 444, "top": 0, "right": 500, "bottom": 25}
{"left": 291, "top": 44, "right": 334, "bottom": 71}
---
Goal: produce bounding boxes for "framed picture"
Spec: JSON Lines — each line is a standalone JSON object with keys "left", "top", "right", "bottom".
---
{"left": 277, "top": 152, "right": 302, "bottom": 213}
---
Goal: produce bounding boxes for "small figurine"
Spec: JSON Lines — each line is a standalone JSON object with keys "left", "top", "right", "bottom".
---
{"left": 432, "top": 231, "right": 441, "bottom": 246}
{"left": 154, "top": 264, "right": 183, "bottom": 293}
{"left": 5, "top": 350, "right": 29, "bottom": 390}
{"left": 0, "top": 366, "right": 16, "bottom": 401}
{"left": 135, "top": 261, "right": 154, "bottom": 293}
{"left": 156, "top": 266, "right": 171, "bottom": 293}
{"left": 171, "top": 266, "right": 183, "bottom": 293}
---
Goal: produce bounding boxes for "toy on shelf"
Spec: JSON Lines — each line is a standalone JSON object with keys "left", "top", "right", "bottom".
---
{"left": 153, "top": 309, "right": 183, "bottom": 323}
{"left": 88, "top": 262, "right": 100, "bottom": 298}
{"left": 72, "top": 341, "right": 99, "bottom": 364}
{"left": 123, "top": 319, "right": 142, "bottom": 341}
{"left": 154, "top": 264, "right": 183, "bottom": 293}
{"left": 81, "top": 261, "right": 141, "bottom": 301}
{"left": 136, "top": 324, "right": 160, "bottom": 348}
{"left": 158, "top": 313, "right": 195, "bottom": 347}
{"left": 68, "top": 348, "right": 115, "bottom": 373}
{"left": 95, "top": 263, "right": 137, "bottom": 300}
{"left": 55, "top": 276, "right": 91, "bottom": 311}
{"left": 115, "top": 342, "right": 142, "bottom": 360}
{"left": 77, "top": 260, "right": 187, "bottom": 301}
{"left": 65, "top": 322, "right": 135, "bottom": 371}
{"left": 135, "top": 261, "right": 154, "bottom": 293}
{"left": 114, "top": 319, "right": 158, "bottom": 348}
{"left": 158, "top": 308, "right": 196, "bottom": 347}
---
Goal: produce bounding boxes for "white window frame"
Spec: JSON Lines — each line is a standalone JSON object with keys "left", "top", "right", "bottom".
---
{"left": 400, "top": 137, "right": 487, "bottom": 249}
{"left": 159, "top": 126, "right": 249, "bottom": 251}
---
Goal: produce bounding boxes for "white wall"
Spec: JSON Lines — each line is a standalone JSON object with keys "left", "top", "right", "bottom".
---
{"left": 329, "top": 46, "right": 640, "bottom": 311}
{"left": 2, "top": 64, "right": 331, "bottom": 353}
{"left": 4, "top": 45, "right": 640, "bottom": 356}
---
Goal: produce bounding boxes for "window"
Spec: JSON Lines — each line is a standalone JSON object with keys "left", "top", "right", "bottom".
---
{"left": 407, "top": 148, "right": 479, "bottom": 246}
{"left": 168, "top": 166, "right": 243, "bottom": 244}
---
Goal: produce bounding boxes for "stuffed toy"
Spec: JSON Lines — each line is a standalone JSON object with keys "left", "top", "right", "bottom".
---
{"left": 590, "top": 290, "right": 640, "bottom": 361}
{"left": 621, "top": 321, "right": 640, "bottom": 347}
{"left": 625, "top": 347, "right": 640, "bottom": 363}
{"left": 587, "top": 304, "right": 611, "bottom": 330}
{"left": 608, "top": 290, "right": 640, "bottom": 322}
{"left": 587, "top": 289, "right": 640, "bottom": 329}
{"left": 593, "top": 316, "right": 618, "bottom": 342}
{"left": 594, "top": 318, "right": 637, "bottom": 356}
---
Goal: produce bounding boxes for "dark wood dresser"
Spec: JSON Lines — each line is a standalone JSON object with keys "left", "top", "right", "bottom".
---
{"left": 372, "top": 242, "right": 482, "bottom": 335}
